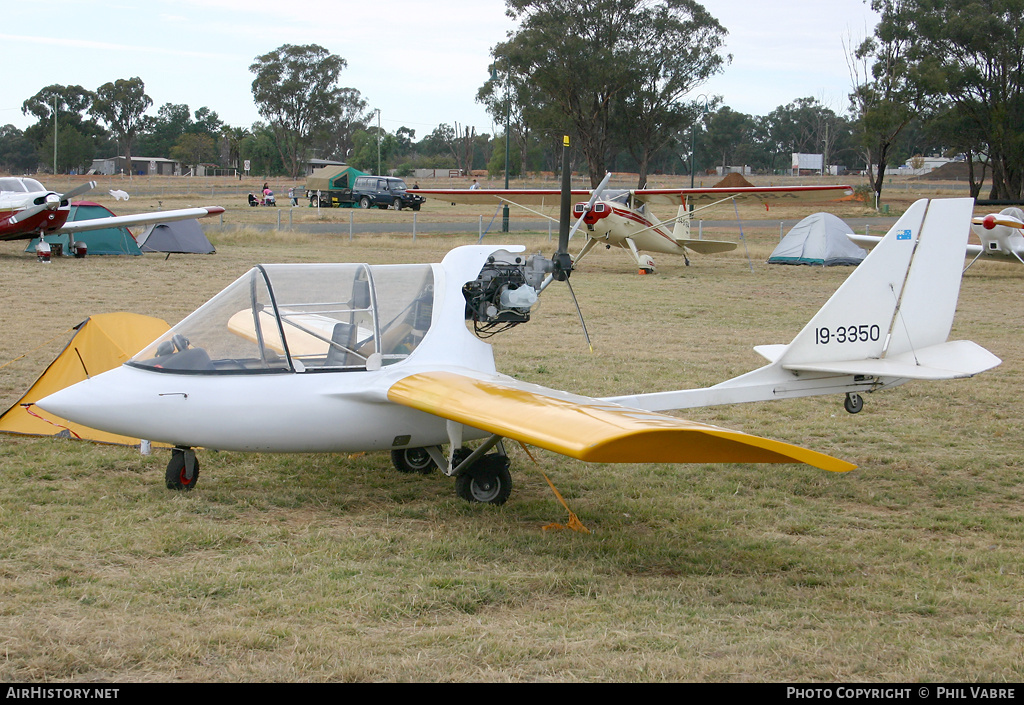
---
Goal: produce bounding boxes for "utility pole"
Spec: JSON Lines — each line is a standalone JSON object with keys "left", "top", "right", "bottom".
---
{"left": 53, "top": 96, "right": 57, "bottom": 175}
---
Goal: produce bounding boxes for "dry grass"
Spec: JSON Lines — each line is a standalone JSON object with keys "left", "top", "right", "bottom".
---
{"left": 0, "top": 176, "right": 1021, "bottom": 682}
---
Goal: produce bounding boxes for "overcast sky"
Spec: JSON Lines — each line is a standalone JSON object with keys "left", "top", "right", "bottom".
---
{"left": 0, "top": 0, "right": 879, "bottom": 139}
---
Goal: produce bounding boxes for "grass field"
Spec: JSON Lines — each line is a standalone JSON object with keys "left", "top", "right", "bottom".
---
{"left": 0, "top": 175, "right": 1021, "bottom": 682}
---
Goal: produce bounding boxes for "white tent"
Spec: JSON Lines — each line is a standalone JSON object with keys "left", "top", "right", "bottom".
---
{"left": 768, "top": 213, "right": 866, "bottom": 266}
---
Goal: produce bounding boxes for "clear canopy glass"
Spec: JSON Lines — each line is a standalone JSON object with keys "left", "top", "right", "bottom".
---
{"left": 129, "top": 263, "right": 434, "bottom": 374}
{"left": 0, "top": 177, "right": 46, "bottom": 193}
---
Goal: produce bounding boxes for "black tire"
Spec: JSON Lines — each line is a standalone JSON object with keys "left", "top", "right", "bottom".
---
{"left": 412, "top": 203, "right": 421, "bottom": 211}
{"left": 310, "top": 196, "right": 320, "bottom": 207}
{"left": 393, "top": 199, "right": 403, "bottom": 211}
{"left": 391, "top": 447, "right": 436, "bottom": 474}
{"left": 165, "top": 449, "right": 199, "bottom": 491}
{"left": 359, "top": 196, "right": 372, "bottom": 209}
{"left": 844, "top": 393, "right": 864, "bottom": 414}
{"left": 455, "top": 454, "right": 512, "bottom": 505}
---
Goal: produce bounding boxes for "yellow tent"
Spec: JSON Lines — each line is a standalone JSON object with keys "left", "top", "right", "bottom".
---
{"left": 0, "top": 312, "right": 170, "bottom": 446}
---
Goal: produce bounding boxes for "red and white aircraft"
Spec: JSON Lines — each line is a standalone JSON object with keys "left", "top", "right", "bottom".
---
{"left": 411, "top": 182, "right": 853, "bottom": 273}
{"left": 0, "top": 177, "right": 224, "bottom": 243}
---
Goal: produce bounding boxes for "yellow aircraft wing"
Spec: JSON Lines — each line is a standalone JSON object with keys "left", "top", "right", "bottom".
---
{"left": 387, "top": 371, "right": 855, "bottom": 472}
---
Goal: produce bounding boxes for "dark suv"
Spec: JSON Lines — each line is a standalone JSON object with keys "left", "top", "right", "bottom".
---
{"left": 352, "top": 176, "right": 424, "bottom": 211}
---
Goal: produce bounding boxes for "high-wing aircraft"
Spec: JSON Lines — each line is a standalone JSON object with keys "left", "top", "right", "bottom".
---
{"left": 35, "top": 196, "right": 998, "bottom": 506}
{"left": 0, "top": 177, "right": 224, "bottom": 243}
{"left": 848, "top": 205, "right": 1024, "bottom": 271}
{"left": 410, "top": 182, "right": 853, "bottom": 273}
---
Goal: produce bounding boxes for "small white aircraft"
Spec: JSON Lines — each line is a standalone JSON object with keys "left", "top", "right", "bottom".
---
{"left": 0, "top": 177, "right": 224, "bottom": 243}
{"left": 36, "top": 195, "right": 999, "bottom": 506}
{"left": 410, "top": 182, "right": 853, "bottom": 273}
{"left": 848, "top": 205, "right": 1024, "bottom": 271}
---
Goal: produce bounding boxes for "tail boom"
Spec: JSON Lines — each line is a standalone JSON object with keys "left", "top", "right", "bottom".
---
{"left": 607, "top": 198, "right": 1000, "bottom": 413}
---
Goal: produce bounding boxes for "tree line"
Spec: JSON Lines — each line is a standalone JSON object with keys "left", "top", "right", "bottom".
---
{"left": 2, "top": 0, "right": 1022, "bottom": 204}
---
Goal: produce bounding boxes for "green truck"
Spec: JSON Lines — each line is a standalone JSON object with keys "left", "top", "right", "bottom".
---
{"left": 304, "top": 165, "right": 425, "bottom": 210}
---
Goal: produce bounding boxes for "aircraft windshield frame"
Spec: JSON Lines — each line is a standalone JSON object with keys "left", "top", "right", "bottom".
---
{"left": 127, "top": 263, "right": 435, "bottom": 375}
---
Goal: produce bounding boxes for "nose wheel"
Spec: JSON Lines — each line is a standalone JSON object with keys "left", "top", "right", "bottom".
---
{"left": 165, "top": 447, "right": 199, "bottom": 490}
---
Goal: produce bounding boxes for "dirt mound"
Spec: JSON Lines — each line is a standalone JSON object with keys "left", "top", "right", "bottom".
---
{"left": 913, "top": 161, "right": 978, "bottom": 180}
{"left": 713, "top": 172, "right": 755, "bottom": 188}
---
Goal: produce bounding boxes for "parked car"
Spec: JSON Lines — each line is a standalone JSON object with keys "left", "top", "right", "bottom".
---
{"left": 351, "top": 176, "right": 424, "bottom": 211}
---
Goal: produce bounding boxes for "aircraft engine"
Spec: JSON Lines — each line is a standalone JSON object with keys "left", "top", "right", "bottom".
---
{"left": 575, "top": 201, "right": 611, "bottom": 226}
{"left": 462, "top": 249, "right": 551, "bottom": 333}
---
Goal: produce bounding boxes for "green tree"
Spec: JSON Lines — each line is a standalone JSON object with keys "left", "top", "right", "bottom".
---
{"left": 21, "top": 84, "right": 107, "bottom": 173}
{"left": 848, "top": 2, "right": 924, "bottom": 205}
{"left": 136, "top": 103, "right": 191, "bottom": 157}
{"left": 310, "top": 88, "right": 370, "bottom": 162}
{"left": 240, "top": 123, "right": 286, "bottom": 176}
{"left": 171, "top": 133, "right": 217, "bottom": 174}
{"left": 90, "top": 77, "right": 153, "bottom": 176}
{"left": 613, "top": 1, "right": 729, "bottom": 187}
{"left": 876, "top": 0, "right": 1024, "bottom": 199}
{"left": 0, "top": 125, "right": 39, "bottom": 173}
{"left": 702, "top": 106, "right": 755, "bottom": 173}
{"left": 489, "top": 0, "right": 728, "bottom": 186}
{"left": 250, "top": 44, "right": 354, "bottom": 178}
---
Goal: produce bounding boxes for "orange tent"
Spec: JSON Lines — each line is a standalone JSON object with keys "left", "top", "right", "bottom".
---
{"left": 0, "top": 313, "right": 170, "bottom": 446}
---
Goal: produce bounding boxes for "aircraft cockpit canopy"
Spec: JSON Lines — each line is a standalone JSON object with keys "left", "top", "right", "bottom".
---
{"left": 0, "top": 177, "right": 46, "bottom": 193}
{"left": 128, "top": 263, "right": 435, "bottom": 374}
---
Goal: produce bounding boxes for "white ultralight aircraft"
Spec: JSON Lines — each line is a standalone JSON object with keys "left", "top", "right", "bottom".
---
{"left": 848, "top": 205, "right": 1024, "bottom": 270}
{"left": 37, "top": 197, "right": 998, "bottom": 506}
{"left": 410, "top": 182, "right": 853, "bottom": 273}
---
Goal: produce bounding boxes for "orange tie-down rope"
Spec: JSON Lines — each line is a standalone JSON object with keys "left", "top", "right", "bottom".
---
{"left": 515, "top": 441, "right": 590, "bottom": 534}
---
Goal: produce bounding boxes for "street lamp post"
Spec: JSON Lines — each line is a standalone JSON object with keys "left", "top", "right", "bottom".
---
{"left": 375, "top": 109, "right": 381, "bottom": 176}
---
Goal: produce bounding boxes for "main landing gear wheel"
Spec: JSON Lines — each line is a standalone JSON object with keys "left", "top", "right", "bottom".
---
{"left": 844, "top": 393, "right": 864, "bottom": 414}
{"left": 165, "top": 448, "right": 199, "bottom": 491}
{"left": 455, "top": 454, "right": 512, "bottom": 505}
{"left": 391, "top": 447, "right": 436, "bottom": 474}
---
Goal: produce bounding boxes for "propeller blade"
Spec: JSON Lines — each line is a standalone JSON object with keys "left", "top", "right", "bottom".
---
{"left": 564, "top": 275, "right": 593, "bottom": 353}
{"left": 59, "top": 181, "right": 96, "bottom": 203}
{"left": 974, "top": 214, "right": 1024, "bottom": 230}
{"left": 7, "top": 203, "right": 50, "bottom": 226}
{"left": 568, "top": 171, "right": 612, "bottom": 243}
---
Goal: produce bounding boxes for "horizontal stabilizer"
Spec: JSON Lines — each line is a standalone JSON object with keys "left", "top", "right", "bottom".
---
{"left": 754, "top": 344, "right": 787, "bottom": 362}
{"left": 783, "top": 340, "right": 1001, "bottom": 380}
{"left": 676, "top": 239, "right": 737, "bottom": 254}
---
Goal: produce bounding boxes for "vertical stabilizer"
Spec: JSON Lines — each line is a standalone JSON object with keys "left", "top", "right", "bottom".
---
{"left": 778, "top": 199, "right": 929, "bottom": 367}
{"left": 884, "top": 198, "right": 974, "bottom": 356}
{"left": 671, "top": 204, "right": 691, "bottom": 241}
